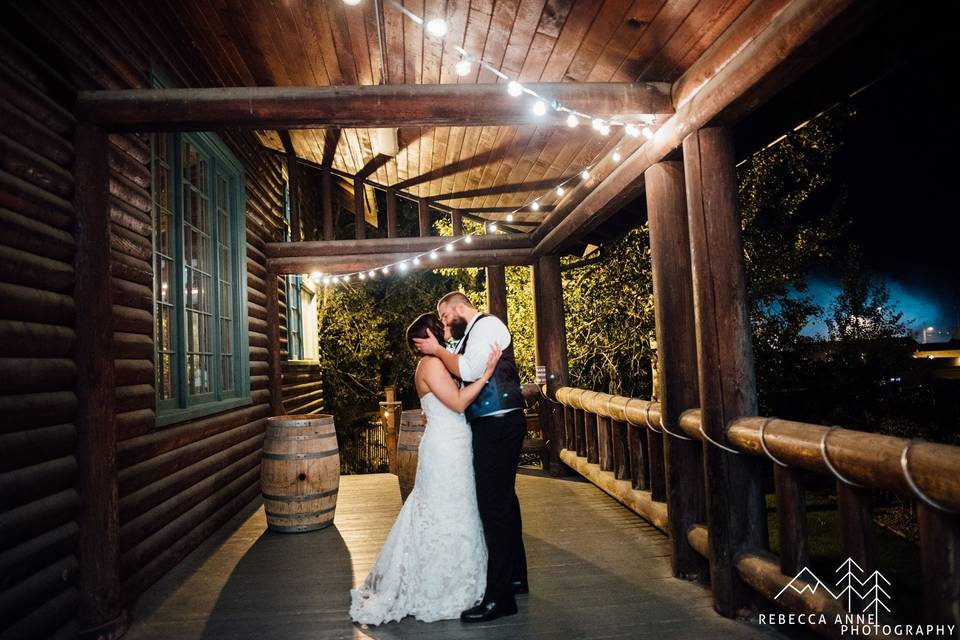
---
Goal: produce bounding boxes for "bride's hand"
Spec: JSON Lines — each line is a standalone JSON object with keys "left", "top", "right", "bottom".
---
{"left": 481, "top": 343, "right": 502, "bottom": 382}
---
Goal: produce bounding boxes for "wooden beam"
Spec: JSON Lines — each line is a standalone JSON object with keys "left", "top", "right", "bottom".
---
{"left": 266, "top": 271, "right": 283, "bottom": 415}
{"left": 266, "top": 234, "right": 530, "bottom": 259}
{"left": 321, "top": 168, "right": 334, "bottom": 241}
{"left": 532, "top": 255, "right": 570, "bottom": 473}
{"left": 684, "top": 127, "right": 766, "bottom": 618}
{"left": 280, "top": 131, "right": 300, "bottom": 242}
{"left": 385, "top": 187, "right": 398, "bottom": 238}
{"left": 321, "top": 128, "right": 340, "bottom": 169}
{"left": 268, "top": 248, "right": 533, "bottom": 275}
{"left": 418, "top": 198, "right": 430, "bottom": 237}
{"left": 485, "top": 265, "right": 507, "bottom": 324}
{"left": 430, "top": 177, "right": 573, "bottom": 202}
{"left": 353, "top": 175, "right": 365, "bottom": 240}
{"left": 73, "top": 123, "right": 125, "bottom": 637}
{"left": 645, "top": 161, "right": 707, "bottom": 583}
{"left": 75, "top": 83, "right": 673, "bottom": 130}
{"left": 451, "top": 209, "right": 463, "bottom": 236}
{"left": 533, "top": 0, "right": 861, "bottom": 256}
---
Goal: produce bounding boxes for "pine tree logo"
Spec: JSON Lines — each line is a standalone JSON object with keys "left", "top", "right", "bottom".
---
{"left": 774, "top": 557, "right": 892, "bottom": 617}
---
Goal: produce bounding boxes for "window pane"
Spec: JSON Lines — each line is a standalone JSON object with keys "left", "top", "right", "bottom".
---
{"left": 221, "top": 355, "right": 233, "bottom": 392}
{"left": 153, "top": 134, "right": 177, "bottom": 402}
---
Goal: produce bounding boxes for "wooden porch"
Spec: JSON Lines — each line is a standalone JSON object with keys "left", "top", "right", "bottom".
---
{"left": 122, "top": 472, "right": 794, "bottom": 640}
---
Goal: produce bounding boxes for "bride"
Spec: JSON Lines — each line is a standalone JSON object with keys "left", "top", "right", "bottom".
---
{"left": 350, "top": 313, "right": 502, "bottom": 625}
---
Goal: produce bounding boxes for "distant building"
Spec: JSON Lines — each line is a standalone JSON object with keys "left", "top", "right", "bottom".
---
{"left": 913, "top": 331, "right": 960, "bottom": 380}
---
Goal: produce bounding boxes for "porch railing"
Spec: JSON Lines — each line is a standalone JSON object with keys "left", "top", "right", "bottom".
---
{"left": 553, "top": 386, "right": 960, "bottom": 640}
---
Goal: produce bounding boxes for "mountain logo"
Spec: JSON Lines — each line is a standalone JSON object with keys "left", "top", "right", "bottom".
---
{"left": 774, "top": 557, "right": 891, "bottom": 617}
{"left": 775, "top": 566, "right": 839, "bottom": 600}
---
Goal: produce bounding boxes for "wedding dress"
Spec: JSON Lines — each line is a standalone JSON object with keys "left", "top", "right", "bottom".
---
{"left": 349, "top": 391, "right": 487, "bottom": 624}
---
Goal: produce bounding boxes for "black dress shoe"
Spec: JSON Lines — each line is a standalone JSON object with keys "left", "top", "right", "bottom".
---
{"left": 460, "top": 599, "right": 518, "bottom": 623}
{"left": 511, "top": 579, "right": 529, "bottom": 595}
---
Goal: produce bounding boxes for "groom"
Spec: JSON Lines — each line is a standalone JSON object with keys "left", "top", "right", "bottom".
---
{"left": 414, "top": 291, "right": 528, "bottom": 622}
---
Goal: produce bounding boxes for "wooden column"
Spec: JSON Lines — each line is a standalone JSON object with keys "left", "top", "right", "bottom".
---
{"left": 646, "top": 161, "right": 708, "bottom": 581}
{"left": 531, "top": 255, "right": 570, "bottom": 472}
{"left": 353, "top": 176, "right": 365, "bottom": 240}
{"left": 74, "top": 123, "right": 125, "bottom": 637}
{"left": 683, "top": 127, "right": 767, "bottom": 616}
{"left": 418, "top": 198, "right": 431, "bottom": 237}
{"left": 385, "top": 187, "right": 398, "bottom": 238}
{"left": 486, "top": 265, "right": 508, "bottom": 324}
{"left": 286, "top": 152, "right": 300, "bottom": 241}
{"left": 451, "top": 209, "right": 464, "bottom": 236}
{"left": 917, "top": 504, "right": 960, "bottom": 628}
{"left": 321, "top": 168, "right": 334, "bottom": 241}
{"left": 266, "top": 270, "right": 283, "bottom": 415}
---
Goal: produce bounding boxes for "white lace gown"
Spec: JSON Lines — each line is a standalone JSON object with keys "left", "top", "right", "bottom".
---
{"left": 349, "top": 392, "right": 487, "bottom": 625}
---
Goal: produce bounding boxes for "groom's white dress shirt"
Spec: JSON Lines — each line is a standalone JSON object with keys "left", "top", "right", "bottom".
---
{"left": 457, "top": 313, "right": 513, "bottom": 418}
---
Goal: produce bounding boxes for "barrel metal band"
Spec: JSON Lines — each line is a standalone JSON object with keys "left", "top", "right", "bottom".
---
{"left": 398, "top": 444, "right": 421, "bottom": 451}
{"left": 262, "top": 488, "right": 339, "bottom": 502}
{"left": 265, "top": 506, "right": 336, "bottom": 519}
{"left": 265, "top": 431, "right": 337, "bottom": 441}
{"left": 262, "top": 449, "right": 339, "bottom": 461}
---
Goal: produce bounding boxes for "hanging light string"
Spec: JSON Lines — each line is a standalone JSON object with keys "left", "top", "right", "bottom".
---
{"left": 312, "top": 0, "right": 659, "bottom": 286}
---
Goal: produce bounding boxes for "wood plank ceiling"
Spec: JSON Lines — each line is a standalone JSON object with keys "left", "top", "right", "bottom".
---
{"left": 136, "top": 0, "right": 751, "bottom": 226}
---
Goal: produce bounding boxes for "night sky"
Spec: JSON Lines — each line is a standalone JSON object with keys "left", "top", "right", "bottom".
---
{"left": 799, "top": 46, "right": 958, "bottom": 341}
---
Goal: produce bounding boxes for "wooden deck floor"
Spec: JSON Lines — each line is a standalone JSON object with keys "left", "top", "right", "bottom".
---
{"left": 124, "top": 470, "right": 797, "bottom": 640}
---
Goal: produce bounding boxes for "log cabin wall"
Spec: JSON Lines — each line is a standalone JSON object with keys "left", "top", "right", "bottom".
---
{"left": 0, "top": 2, "right": 320, "bottom": 635}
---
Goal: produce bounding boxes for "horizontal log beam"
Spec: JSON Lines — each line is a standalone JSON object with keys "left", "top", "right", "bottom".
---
{"left": 269, "top": 248, "right": 533, "bottom": 275}
{"left": 75, "top": 83, "right": 673, "bottom": 131}
{"left": 265, "top": 234, "right": 532, "bottom": 258}
{"left": 533, "top": 0, "right": 860, "bottom": 255}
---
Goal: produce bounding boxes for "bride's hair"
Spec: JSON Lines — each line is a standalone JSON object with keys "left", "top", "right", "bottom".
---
{"left": 406, "top": 313, "right": 445, "bottom": 356}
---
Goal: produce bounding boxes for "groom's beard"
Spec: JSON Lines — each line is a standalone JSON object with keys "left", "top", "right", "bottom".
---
{"left": 449, "top": 317, "right": 468, "bottom": 341}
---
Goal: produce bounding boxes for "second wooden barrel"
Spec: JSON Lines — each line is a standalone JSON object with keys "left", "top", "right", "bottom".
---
{"left": 261, "top": 414, "right": 340, "bottom": 533}
{"left": 397, "top": 409, "right": 426, "bottom": 502}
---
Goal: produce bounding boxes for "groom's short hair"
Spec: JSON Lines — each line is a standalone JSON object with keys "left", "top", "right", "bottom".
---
{"left": 437, "top": 291, "right": 474, "bottom": 310}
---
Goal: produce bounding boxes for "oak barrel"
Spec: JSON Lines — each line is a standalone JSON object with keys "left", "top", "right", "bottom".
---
{"left": 261, "top": 414, "right": 340, "bottom": 533}
{"left": 398, "top": 409, "right": 426, "bottom": 502}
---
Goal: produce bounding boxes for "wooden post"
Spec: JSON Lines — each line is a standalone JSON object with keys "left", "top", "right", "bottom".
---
{"left": 646, "top": 426, "right": 666, "bottom": 502}
{"left": 385, "top": 187, "right": 398, "bottom": 238}
{"left": 384, "top": 386, "right": 399, "bottom": 474}
{"left": 917, "top": 504, "right": 960, "bottom": 628}
{"left": 285, "top": 147, "right": 300, "bottom": 242}
{"left": 683, "top": 127, "right": 767, "bottom": 617}
{"left": 266, "top": 270, "right": 283, "bottom": 416}
{"left": 837, "top": 484, "right": 876, "bottom": 575}
{"left": 774, "top": 467, "right": 808, "bottom": 577}
{"left": 645, "top": 160, "right": 708, "bottom": 581}
{"left": 597, "top": 415, "right": 613, "bottom": 472}
{"left": 451, "top": 209, "right": 464, "bottom": 236}
{"left": 629, "top": 424, "right": 650, "bottom": 490}
{"left": 564, "top": 405, "right": 575, "bottom": 454}
{"left": 612, "top": 420, "right": 630, "bottom": 480}
{"left": 354, "top": 176, "right": 365, "bottom": 240}
{"left": 418, "top": 198, "right": 430, "bottom": 237}
{"left": 321, "top": 168, "right": 334, "bottom": 241}
{"left": 486, "top": 265, "right": 508, "bottom": 324}
{"left": 585, "top": 412, "right": 599, "bottom": 464}
{"left": 531, "top": 255, "right": 570, "bottom": 472}
{"left": 74, "top": 123, "right": 126, "bottom": 637}
{"left": 574, "top": 408, "right": 586, "bottom": 457}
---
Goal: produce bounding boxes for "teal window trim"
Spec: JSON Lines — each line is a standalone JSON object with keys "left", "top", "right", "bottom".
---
{"left": 152, "top": 130, "right": 250, "bottom": 428}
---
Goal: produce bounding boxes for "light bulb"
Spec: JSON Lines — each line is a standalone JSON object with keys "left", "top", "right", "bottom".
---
{"left": 643, "top": 126, "right": 654, "bottom": 140}
{"left": 592, "top": 118, "right": 603, "bottom": 131}
{"left": 445, "top": 243, "right": 454, "bottom": 252}
{"left": 530, "top": 201, "right": 540, "bottom": 211}
{"left": 399, "top": 261, "right": 409, "bottom": 272}
{"left": 600, "top": 123, "right": 610, "bottom": 136}
{"left": 359, "top": 272, "right": 366, "bottom": 280}
{"left": 413, "top": 257, "right": 421, "bottom": 265}
{"left": 311, "top": 271, "right": 322, "bottom": 283}
{"left": 382, "top": 266, "right": 390, "bottom": 275}
{"left": 506, "top": 214, "right": 514, "bottom": 222}
{"left": 426, "top": 18, "right": 447, "bottom": 37}
{"left": 455, "top": 59, "right": 471, "bottom": 77}
{"left": 612, "top": 151, "right": 621, "bottom": 162}
{"left": 532, "top": 100, "right": 546, "bottom": 116}
{"left": 581, "top": 169, "right": 591, "bottom": 180}
{"left": 323, "top": 277, "right": 331, "bottom": 285}
{"left": 556, "top": 186, "right": 565, "bottom": 196}
{"left": 507, "top": 80, "right": 523, "bottom": 97}
{"left": 368, "top": 270, "right": 376, "bottom": 278}
{"left": 566, "top": 114, "right": 578, "bottom": 128}
{"left": 489, "top": 223, "right": 498, "bottom": 232}
{"left": 343, "top": 274, "right": 351, "bottom": 282}
{"left": 343, "top": 0, "right": 361, "bottom": 5}
{"left": 332, "top": 276, "right": 340, "bottom": 284}
{"left": 625, "top": 124, "right": 640, "bottom": 138}
{"left": 430, "top": 251, "right": 438, "bottom": 260}
{"left": 464, "top": 235, "right": 472, "bottom": 244}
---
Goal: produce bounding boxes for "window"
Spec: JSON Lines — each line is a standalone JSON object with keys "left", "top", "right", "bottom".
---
{"left": 153, "top": 132, "right": 250, "bottom": 426}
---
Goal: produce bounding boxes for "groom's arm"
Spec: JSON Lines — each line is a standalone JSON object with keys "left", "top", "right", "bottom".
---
{"left": 458, "top": 317, "right": 511, "bottom": 382}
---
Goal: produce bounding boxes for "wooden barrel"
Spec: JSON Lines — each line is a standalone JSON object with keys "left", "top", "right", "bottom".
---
{"left": 261, "top": 414, "right": 340, "bottom": 533}
{"left": 397, "top": 410, "right": 426, "bottom": 502}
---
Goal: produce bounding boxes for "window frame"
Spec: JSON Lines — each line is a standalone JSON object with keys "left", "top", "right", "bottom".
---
{"left": 153, "top": 130, "right": 251, "bottom": 427}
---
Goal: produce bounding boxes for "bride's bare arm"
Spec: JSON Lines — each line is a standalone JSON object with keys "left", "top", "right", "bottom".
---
{"left": 421, "top": 345, "right": 501, "bottom": 413}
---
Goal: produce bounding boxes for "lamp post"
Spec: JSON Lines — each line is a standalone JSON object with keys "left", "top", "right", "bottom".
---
{"left": 923, "top": 326, "right": 935, "bottom": 344}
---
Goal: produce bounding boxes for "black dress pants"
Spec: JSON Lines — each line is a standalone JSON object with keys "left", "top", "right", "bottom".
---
{"left": 470, "top": 409, "right": 528, "bottom": 603}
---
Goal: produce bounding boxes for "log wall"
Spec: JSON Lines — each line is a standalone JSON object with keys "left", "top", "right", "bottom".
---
{"left": 0, "top": 2, "right": 320, "bottom": 635}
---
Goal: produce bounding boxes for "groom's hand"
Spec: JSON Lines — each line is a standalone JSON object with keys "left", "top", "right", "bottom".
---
{"left": 413, "top": 328, "right": 442, "bottom": 355}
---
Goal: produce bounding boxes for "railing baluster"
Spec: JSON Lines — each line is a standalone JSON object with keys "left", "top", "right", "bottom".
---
{"left": 598, "top": 414, "right": 613, "bottom": 472}
{"left": 837, "top": 483, "right": 876, "bottom": 579}
{"left": 585, "top": 411, "right": 599, "bottom": 464}
{"left": 773, "top": 466, "right": 808, "bottom": 577}
{"left": 647, "top": 414, "right": 666, "bottom": 503}
{"left": 612, "top": 419, "right": 630, "bottom": 480}
{"left": 917, "top": 503, "right": 960, "bottom": 629}
{"left": 629, "top": 423, "right": 650, "bottom": 491}
{"left": 564, "top": 405, "right": 575, "bottom": 456}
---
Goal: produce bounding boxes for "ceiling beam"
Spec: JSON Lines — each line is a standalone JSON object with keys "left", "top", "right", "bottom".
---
{"left": 321, "top": 127, "right": 341, "bottom": 169}
{"left": 75, "top": 83, "right": 673, "bottom": 131}
{"left": 265, "top": 234, "right": 532, "bottom": 259}
{"left": 268, "top": 248, "right": 534, "bottom": 275}
{"left": 533, "top": 0, "right": 876, "bottom": 256}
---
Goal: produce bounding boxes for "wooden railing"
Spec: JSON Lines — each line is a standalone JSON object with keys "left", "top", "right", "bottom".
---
{"left": 554, "top": 386, "right": 960, "bottom": 639}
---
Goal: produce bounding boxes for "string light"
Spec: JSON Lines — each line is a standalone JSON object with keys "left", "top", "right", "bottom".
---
{"left": 643, "top": 126, "right": 654, "bottom": 140}
{"left": 343, "top": 0, "right": 361, "bottom": 5}
{"left": 566, "top": 114, "right": 578, "bottom": 128}
{"left": 599, "top": 123, "right": 610, "bottom": 136}
{"left": 445, "top": 243, "right": 454, "bottom": 252}
{"left": 425, "top": 18, "right": 447, "bottom": 37}
{"left": 592, "top": 118, "right": 603, "bottom": 131}
{"left": 530, "top": 200, "right": 540, "bottom": 211}
{"left": 556, "top": 186, "right": 565, "bottom": 196}
{"left": 359, "top": 272, "right": 366, "bottom": 280}
{"left": 612, "top": 151, "right": 621, "bottom": 162}
{"left": 429, "top": 250, "right": 438, "bottom": 260}
{"left": 368, "top": 270, "right": 376, "bottom": 278}
{"left": 464, "top": 235, "right": 472, "bottom": 244}
{"left": 625, "top": 124, "right": 640, "bottom": 138}
{"left": 532, "top": 100, "right": 546, "bottom": 116}
{"left": 506, "top": 213, "right": 514, "bottom": 222}
{"left": 455, "top": 59, "right": 471, "bottom": 76}
{"left": 507, "top": 80, "right": 523, "bottom": 97}
{"left": 489, "top": 223, "right": 498, "bottom": 232}
{"left": 310, "top": 271, "right": 322, "bottom": 283}
{"left": 398, "top": 261, "right": 409, "bottom": 272}
{"left": 581, "top": 169, "right": 591, "bottom": 180}
{"left": 413, "top": 257, "right": 422, "bottom": 265}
